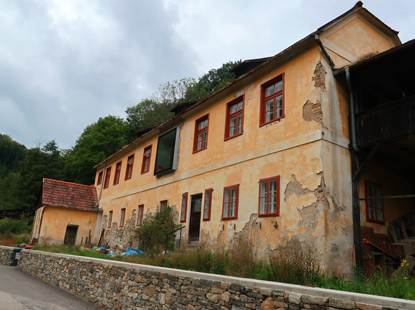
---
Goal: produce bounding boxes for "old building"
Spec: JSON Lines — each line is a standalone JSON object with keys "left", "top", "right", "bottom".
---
{"left": 32, "top": 178, "right": 100, "bottom": 246}
{"left": 31, "top": 3, "right": 414, "bottom": 275}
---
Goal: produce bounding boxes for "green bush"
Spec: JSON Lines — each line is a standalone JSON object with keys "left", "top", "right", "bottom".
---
{"left": 0, "top": 218, "right": 30, "bottom": 234}
{"left": 135, "top": 206, "right": 179, "bottom": 253}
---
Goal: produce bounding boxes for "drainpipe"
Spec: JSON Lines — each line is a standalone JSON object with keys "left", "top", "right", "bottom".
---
{"left": 97, "top": 163, "right": 106, "bottom": 205}
{"left": 345, "top": 67, "right": 360, "bottom": 153}
{"left": 345, "top": 66, "right": 363, "bottom": 268}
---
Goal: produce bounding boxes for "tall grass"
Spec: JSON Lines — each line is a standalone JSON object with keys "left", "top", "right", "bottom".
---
{"left": 34, "top": 240, "right": 415, "bottom": 300}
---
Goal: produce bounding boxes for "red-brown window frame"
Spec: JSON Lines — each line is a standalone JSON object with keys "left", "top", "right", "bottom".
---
{"left": 113, "top": 161, "right": 122, "bottom": 185}
{"left": 222, "top": 184, "right": 239, "bottom": 220}
{"left": 141, "top": 145, "right": 152, "bottom": 174}
{"left": 137, "top": 205, "right": 144, "bottom": 226}
{"left": 258, "top": 176, "right": 280, "bottom": 217}
{"left": 193, "top": 114, "right": 209, "bottom": 153}
{"left": 364, "top": 180, "right": 385, "bottom": 225}
{"left": 97, "top": 171, "right": 103, "bottom": 185}
{"left": 225, "top": 96, "right": 244, "bottom": 140}
{"left": 180, "top": 193, "right": 188, "bottom": 223}
{"left": 125, "top": 154, "right": 134, "bottom": 180}
{"left": 108, "top": 210, "right": 113, "bottom": 228}
{"left": 260, "top": 73, "right": 285, "bottom": 127}
{"left": 103, "top": 167, "right": 111, "bottom": 189}
{"left": 160, "top": 200, "right": 168, "bottom": 212}
{"left": 203, "top": 188, "right": 213, "bottom": 221}
{"left": 120, "top": 208, "right": 126, "bottom": 227}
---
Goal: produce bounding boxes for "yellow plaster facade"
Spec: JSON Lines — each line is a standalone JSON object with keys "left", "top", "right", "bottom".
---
{"left": 33, "top": 206, "right": 99, "bottom": 246}
{"left": 91, "top": 6, "right": 403, "bottom": 275}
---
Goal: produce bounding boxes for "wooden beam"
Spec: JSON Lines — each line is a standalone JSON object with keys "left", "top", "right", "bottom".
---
{"left": 359, "top": 194, "right": 415, "bottom": 200}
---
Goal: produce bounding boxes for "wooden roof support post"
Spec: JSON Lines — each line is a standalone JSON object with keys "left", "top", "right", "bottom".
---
{"left": 351, "top": 143, "right": 381, "bottom": 268}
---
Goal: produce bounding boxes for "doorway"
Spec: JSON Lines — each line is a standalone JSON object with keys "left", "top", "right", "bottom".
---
{"left": 189, "top": 194, "right": 202, "bottom": 242}
{"left": 64, "top": 225, "right": 78, "bottom": 246}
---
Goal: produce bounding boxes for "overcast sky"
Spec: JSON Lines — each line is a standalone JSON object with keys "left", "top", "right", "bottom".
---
{"left": 1, "top": 0, "right": 414, "bottom": 149}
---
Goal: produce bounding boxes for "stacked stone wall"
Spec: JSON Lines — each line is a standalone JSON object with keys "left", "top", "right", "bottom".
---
{"left": 1, "top": 246, "right": 414, "bottom": 310}
{"left": 0, "top": 245, "right": 14, "bottom": 265}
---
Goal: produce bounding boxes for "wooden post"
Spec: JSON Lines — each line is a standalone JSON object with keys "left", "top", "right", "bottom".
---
{"left": 352, "top": 150, "right": 363, "bottom": 268}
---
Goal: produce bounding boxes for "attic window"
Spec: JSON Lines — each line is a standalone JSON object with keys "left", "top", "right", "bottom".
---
{"left": 154, "top": 127, "right": 180, "bottom": 175}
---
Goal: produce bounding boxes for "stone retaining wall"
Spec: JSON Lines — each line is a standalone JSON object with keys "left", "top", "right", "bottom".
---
{"left": 0, "top": 245, "right": 14, "bottom": 265}
{"left": 1, "top": 246, "right": 414, "bottom": 310}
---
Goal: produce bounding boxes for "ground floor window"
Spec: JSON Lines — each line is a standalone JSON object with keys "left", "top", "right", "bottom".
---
{"left": 222, "top": 185, "right": 239, "bottom": 220}
{"left": 365, "top": 181, "right": 384, "bottom": 224}
{"left": 108, "top": 211, "right": 113, "bottom": 228}
{"left": 120, "top": 208, "right": 126, "bottom": 227}
{"left": 259, "top": 176, "right": 280, "bottom": 216}
{"left": 137, "top": 205, "right": 144, "bottom": 226}
{"left": 160, "top": 200, "right": 168, "bottom": 212}
{"left": 203, "top": 188, "right": 213, "bottom": 221}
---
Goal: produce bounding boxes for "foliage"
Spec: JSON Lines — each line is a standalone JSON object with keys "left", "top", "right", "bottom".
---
{"left": 17, "top": 141, "right": 65, "bottom": 211}
{"left": 125, "top": 62, "right": 241, "bottom": 134}
{"left": 33, "top": 242, "right": 415, "bottom": 300}
{"left": 65, "top": 116, "right": 130, "bottom": 184}
{"left": 185, "top": 60, "right": 242, "bottom": 101}
{"left": 0, "top": 134, "right": 27, "bottom": 178}
{"left": 0, "top": 60, "right": 242, "bottom": 212}
{"left": 135, "top": 205, "right": 179, "bottom": 253}
{"left": 125, "top": 98, "right": 175, "bottom": 134}
{"left": 0, "top": 218, "right": 31, "bottom": 234}
{"left": 264, "top": 239, "right": 320, "bottom": 285}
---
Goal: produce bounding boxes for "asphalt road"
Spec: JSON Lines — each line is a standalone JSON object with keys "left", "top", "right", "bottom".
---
{"left": 0, "top": 265, "right": 97, "bottom": 310}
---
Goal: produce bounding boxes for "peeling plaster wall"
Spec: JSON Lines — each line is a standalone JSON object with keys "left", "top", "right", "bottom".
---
{"left": 93, "top": 15, "right": 397, "bottom": 275}
{"left": 95, "top": 45, "right": 356, "bottom": 276}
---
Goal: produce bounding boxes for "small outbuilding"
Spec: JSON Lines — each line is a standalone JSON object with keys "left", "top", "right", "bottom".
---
{"left": 31, "top": 178, "right": 101, "bottom": 246}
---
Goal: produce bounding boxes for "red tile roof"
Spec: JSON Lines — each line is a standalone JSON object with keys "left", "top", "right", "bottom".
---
{"left": 41, "top": 178, "right": 98, "bottom": 211}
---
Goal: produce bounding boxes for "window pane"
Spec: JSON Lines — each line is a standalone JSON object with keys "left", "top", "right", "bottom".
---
{"left": 270, "top": 180, "right": 277, "bottom": 196}
{"left": 275, "top": 80, "right": 283, "bottom": 92}
{"left": 275, "top": 95, "right": 283, "bottom": 118}
{"left": 260, "top": 181, "right": 267, "bottom": 197}
{"left": 230, "top": 188, "right": 236, "bottom": 217}
{"left": 197, "top": 133, "right": 203, "bottom": 150}
{"left": 377, "top": 210, "right": 383, "bottom": 221}
{"left": 266, "top": 99, "right": 274, "bottom": 122}
{"left": 260, "top": 197, "right": 267, "bottom": 214}
{"left": 204, "top": 191, "right": 211, "bottom": 219}
{"left": 230, "top": 201, "right": 235, "bottom": 217}
{"left": 224, "top": 189, "right": 229, "bottom": 218}
{"left": 369, "top": 207, "right": 376, "bottom": 220}
{"left": 231, "top": 187, "right": 237, "bottom": 201}
{"left": 230, "top": 117, "right": 236, "bottom": 136}
{"left": 230, "top": 103, "right": 237, "bottom": 114}
{"left": 203, "top": 131, "right": 207, "bottom": 148}
{"left": 155, "top": 128, "right": 177, "bottom": 174}
{"left": 269, "top": 196, "right": 277, "bottom": 213}
{"left": 265, "top": 85, "right": 274, "bottom": 97}
{"left": 237, "top": 101, "right": 243, "bottom": 111}
{"left": 237, "top": 114, "right": 242, "bottom": 134}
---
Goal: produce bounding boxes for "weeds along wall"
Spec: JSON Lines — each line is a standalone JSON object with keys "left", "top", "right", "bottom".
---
{"left": 1, "top": 246, "right": 414, "bottom": 310}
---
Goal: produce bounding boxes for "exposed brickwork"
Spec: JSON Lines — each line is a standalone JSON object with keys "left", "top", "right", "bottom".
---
{"left": 41, "top": 178, "right": 98, "bottom": 211}
{"left": 303, "top": 100, "right": 323, "bottom": 124}
{"left": 312, "top": 61, "right": 327, "bottom": 91}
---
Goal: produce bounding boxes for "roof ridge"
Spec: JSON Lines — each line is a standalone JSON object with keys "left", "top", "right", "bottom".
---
{"left": 43, "top": 178, "right": 95, "bottom": 189}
